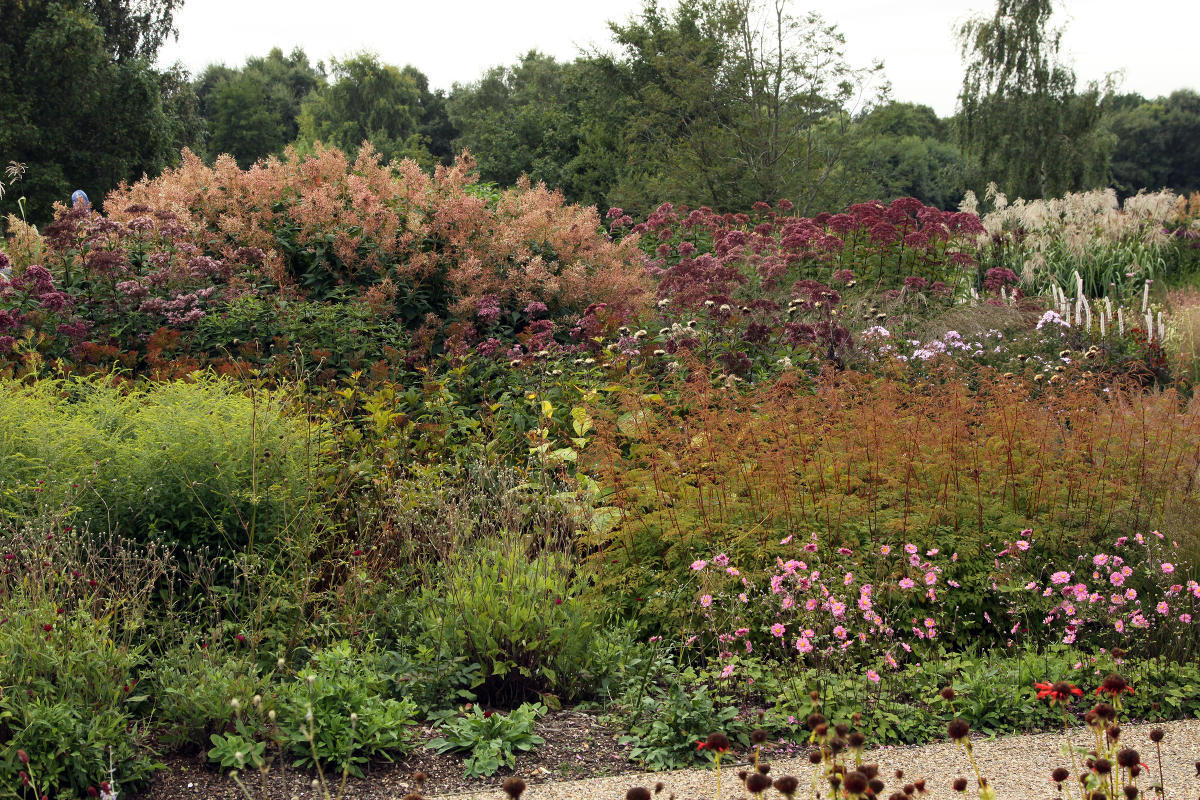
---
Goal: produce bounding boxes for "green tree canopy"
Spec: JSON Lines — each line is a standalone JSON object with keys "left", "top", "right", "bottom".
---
{"left": 957, "top": 0, "right": 1113, "bottom": 200}
{"left": 599, "top": 0, "right": 886, "bottom": 215}
{"left": 0, "top": 0, "right": 183, "bottom": 222}
{"left": 296, "top": 53, "right": 435, "bottom": 166}
{"left": 196, "top": 47, "right": 325, "bottom": 167}
{"left": 1108, "top": 90, "right": 1200, "bottom": 196}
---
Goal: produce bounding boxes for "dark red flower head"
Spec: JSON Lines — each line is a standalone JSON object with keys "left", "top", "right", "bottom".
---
{"left": 1035, "top": 681, "right": 1084, "bottom": 705}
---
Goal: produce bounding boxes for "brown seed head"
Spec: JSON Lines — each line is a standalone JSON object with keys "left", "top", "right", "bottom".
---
{"left": 1130, "top": 766, "right": 1141, "bottom": 779}
{"left": 751, "top": 728, "right": 768, "bottom": 745}
{"left": 1052, "top": 768, "right": 1070, "bottom": 783}
{"left": 903, "top": 784, "right": 915, "bottom": 795}
{"left": 862, "top": 764, "right": 879, "bottom": 780}
{"left": 835, "top": 723, "right": 850, "bottom": 738}
{"left": 704, "top": 732, "right": 731, "bottom": 752}
{"left": 810, "top": 690, "right": 820, "bottom": 701}
{"left": 844, "top": 772, "right": 870, "bottom": 795}
{"left": 894, "top": 770, "right": 904, "bottom": 780}
{"left": 1123, "top": 786, "right": 1138, "bottom": 800}
{"left": 808, "top": 713, "right": 827, "bottom": 729}
{"left": 1094, "top": 703, "right": 1117, "bottom": 721}
{"left": 1107, "top": 724, "right": 1122, "bottom": 742}
{"left": 849, "top": 732, "right": 867, "bottom": 749}
{"left": 737, "top": 771, "right": 748, "bottom": 783}
{"left": 809, "top": 749, "right": 823, "bottom": 764}
{"left": 1149, "top": 729, "right": 1164, "bottom": 743}
{"left": 914, "top": 779, "right": 926, "bottom": 793}
{"left": 654, "top": 783, "right": 664, "bottom": 794}
{"left": 757, "top": 763, "right": 771, "bottom": 775}
{"left": 412, "top": 771, "right": 428, "bottom": 788}
{"left": 869, "top": 779, "right": 886, "bottom": 794}
{"left": 829, "top": 774, "right": 843, "bottom": 790}
{"left": 940, "top": 687, "right": 956, "bottom": 701}
{"left": 746, "top": 772, "right": 773, "bottom": 795}
{"left": 947, "top": 719, "right": 970, "bottom": 741}
{"left": 1094, "top": 758, "right": 1113, "bottom": 776}
{"left": 830, "top": 737, "right": 847, "bottom": 755}
{"left": 1117, "top": 749, "right": 1140, "bottom": 769}
{"left": 815, "top": 723, "right": 830, "bottom": 738}
{"left": 952, "top": 779, "right": 968, "bottom": 793}
{"left": 774, "top": 775, "right": 800, "bottom": 798}
{"left": 625, "top": 788, "right": 651, "bottom": 800}
{"left": 502, "top": 778, "right": 527, "bottom": 799}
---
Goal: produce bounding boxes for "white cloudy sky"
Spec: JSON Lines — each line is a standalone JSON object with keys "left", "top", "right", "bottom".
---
{"left": 157, "top": 0, "right": 1199, "bottom": 116}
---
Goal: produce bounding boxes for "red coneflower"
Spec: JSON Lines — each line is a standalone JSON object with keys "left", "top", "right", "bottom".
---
{"left": 1035, "top": 681, "right": 1083, "bottom": 705}
{"left": 1095, "top": 674, "right": 1134, "bottom": 698}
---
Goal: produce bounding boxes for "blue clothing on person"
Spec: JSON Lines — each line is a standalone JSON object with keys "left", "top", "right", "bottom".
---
{"left": 71, "top": 189, "right": 89, "bottom": 208}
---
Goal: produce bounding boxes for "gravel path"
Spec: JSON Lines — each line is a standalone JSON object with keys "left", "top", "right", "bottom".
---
{"left": 432, "top": 719, "right": 1200, "bottom": 800}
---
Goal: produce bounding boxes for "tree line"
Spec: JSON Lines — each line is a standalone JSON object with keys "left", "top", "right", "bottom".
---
{"left": 2, "top": 0, "right": 1198, "bottom": 224}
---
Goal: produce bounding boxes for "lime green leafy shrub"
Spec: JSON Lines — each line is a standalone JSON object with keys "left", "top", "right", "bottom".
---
{"left": 0, "top": 376, "right": 322, "bottom": 553}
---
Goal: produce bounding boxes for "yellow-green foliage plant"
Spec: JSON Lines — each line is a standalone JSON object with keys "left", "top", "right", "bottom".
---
{"left": 0, "top": 375, "right": 322, "bottom": 554}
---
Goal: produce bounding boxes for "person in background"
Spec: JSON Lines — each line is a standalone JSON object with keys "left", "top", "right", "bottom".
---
{"left": 71, "top": 189, "right": 89, "bottom": 208}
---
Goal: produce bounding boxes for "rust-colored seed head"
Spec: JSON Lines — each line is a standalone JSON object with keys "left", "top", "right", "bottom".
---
{"left": 1094, "top": 759, "right": 1113, "bottom": 776}
{"left": 809, "top": 749, "right": 823, "bottom": 765}
{"left": 1107, "top": 725, "right": 1122, "bottom": 742}
{"left": 501, "top": 778, "right": 527, "bottom": 799}
{"left": 952, "top": 779, "right": 968, "bottom": 793}
{"left": 913, "top": 779, "right": 926, "bottom": 792}
{"left": 746, "top": 772, "right": 773, "bottom": 795}
{"left": 830, "top": 737, "right": 847, "bottom": 755}
{"left": 947, "top": 719, "right": 970, "bottom": 741}
{"left": 894, "top": 770, "right": 904, "bottom": 781}
{"left": 1149, "top": 729, "right": 1164, "bottom": 743}
{"left": 774, "top": 776, "right": 800, "bottom": 798}
{"left": 843, "top": 772, "right": 869, "bottom": 795}
{"left": 1052, "top": 768, "right": 1070, "bottom": 783}
{"left": 808, "top": 713, "right": 828, "bottom": 729}
{"left": 940, "top": 687, "right": 956, "bottom": 701}
{"left": 412, "top": 772, "right": 428, "bottom": 788}
{"left": 810, "top": 690, "right": 820, "bottom": 701}
{"left": 757, "top": 763, "right": 771, "bottom": 775}
{"left": 815, "top": 724, "right": 830, "bottom": 738}
{"left": 829, "top": 774, "right": 843, "bottom": 790}
{"left": 704, "top": 732, "right": 731, "bottom": 752}
{"left": 625, "top": 788, "right": 651, "bottom": 800}
{"left": 1123, "top": 786, "right": 1138, "bottom": 800}
{"left": 1130, "top": 766, "right": 1141, "bottom": 779}
{"left": 835, "top": 723, "right": 850, "bottom": 738}
{"left": 1117, "top": 749, "right": 1140, "bottom": 769}
{"left": 848, "top": 732, "right": 867, "bottom": 749}
{"left": 869, "top": 778, "right": 886, "bottom": 794}
{"left": 737, "top": 771, "right": 748, "bottom": 784}
{"left": 751, "top": 728, "right": 768, "bottom": 745}
{"left": 654, "top": 783, "right": 664, "bottom": 795}
{"left": 1094, "top": 703, "right": 1117, "bottom": 721}
{"left": 889, "top": 794, "right": 907, "bottom": 800}
{"left": 401, "top": 794, "right": 424, "bottom": 800}
{"left": 862, "top": 764, "right": 879, "bottom": 780}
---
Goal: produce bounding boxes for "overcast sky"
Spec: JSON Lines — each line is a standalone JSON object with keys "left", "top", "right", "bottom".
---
{"left": 157, "top": 0, "right": 1199, "bottom": 117}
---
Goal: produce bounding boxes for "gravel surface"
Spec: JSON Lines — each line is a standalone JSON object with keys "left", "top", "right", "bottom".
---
{"left": 432, "top": 719, "right": 1200, "bottom": 800}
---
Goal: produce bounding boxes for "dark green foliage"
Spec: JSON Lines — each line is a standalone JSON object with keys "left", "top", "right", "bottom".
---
{"left": 0, "top": 0, "right": 182, "bottom": 222}
{"left": 1109, "top": 90, "right": 1200, "bottom": 196}
{"left": 195, "top": 47, "right": 325, "bottom": 167}
{"left": 297, "top": 53, "right": 434, "bottom": 166}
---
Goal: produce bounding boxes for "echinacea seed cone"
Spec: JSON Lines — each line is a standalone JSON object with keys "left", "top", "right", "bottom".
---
{"left": 774, "top": 775, "right": 800, "bottom": 797}
{"left": 746, "top": 772, "right": 773, "bottom": 794}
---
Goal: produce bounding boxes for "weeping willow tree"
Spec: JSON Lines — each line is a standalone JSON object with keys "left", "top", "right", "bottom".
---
{"left": 957, "top": 0, "right": 1114, "bottom": 200}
